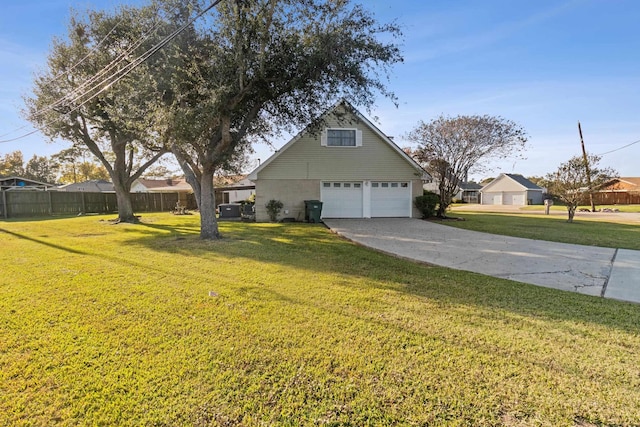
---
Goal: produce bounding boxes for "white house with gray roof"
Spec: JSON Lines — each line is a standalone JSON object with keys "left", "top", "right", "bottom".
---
{"left": 480, "top": 173, "right": 543, "bottom": 205}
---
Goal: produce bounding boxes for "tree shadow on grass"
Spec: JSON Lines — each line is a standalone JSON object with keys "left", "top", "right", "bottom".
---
{"left": 127, "top": 220, "right": 640, "bottom": 335}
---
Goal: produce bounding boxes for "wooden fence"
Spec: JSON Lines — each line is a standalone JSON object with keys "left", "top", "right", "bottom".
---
{"left": 588, "top": 191, "right": 640, "bottom": 205}
{"left": 0, "top": 191, "right": 197, "bottom": 219}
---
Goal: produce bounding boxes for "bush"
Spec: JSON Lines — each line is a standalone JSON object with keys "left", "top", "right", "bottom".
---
{"left": 415, "top": 193, "right": 440, "bottom": 218}
{"left": 265, "top": 199, "right": 284, "bottom": 222}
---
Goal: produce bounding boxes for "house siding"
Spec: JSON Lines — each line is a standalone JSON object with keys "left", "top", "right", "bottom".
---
{"left": 256, "top": 115, "right": 420, "bottom": 182}
{"left": 255, "top": 180, "right": 321, "bottom": 222}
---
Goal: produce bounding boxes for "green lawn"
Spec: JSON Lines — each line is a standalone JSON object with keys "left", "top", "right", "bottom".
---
{"left": 443, "top": 211, "right": 640, "bottom": 250}
{"left": 519, "top": 204, "right": 640, "bottom": 213}
{"left": 2, "top": 214, "right": 640, "bottom": 426}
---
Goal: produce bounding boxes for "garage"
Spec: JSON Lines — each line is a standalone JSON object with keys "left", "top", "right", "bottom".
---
{"left": 321, "top": 181, "right": 363, "bottom": 218}
{"left": 321, "top": 181, "right": 411, "bottom": 218}
{"left": 371, "top": 181, "right": 411, "bottom": 217}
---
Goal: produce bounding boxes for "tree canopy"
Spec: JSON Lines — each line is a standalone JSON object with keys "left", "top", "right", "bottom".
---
{"left": 407, "top": 115, "right": 528, "bottom": 217}
{"left": 154, "top": 0, "right": 403, "bottom": 238}
{"left": 24, "top": 4, "right": 170, "bottom": 222}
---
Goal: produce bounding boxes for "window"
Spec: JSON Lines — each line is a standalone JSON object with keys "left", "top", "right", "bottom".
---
{"left": 354, "top": 183, "right": 361, "bottom": 188}
{"left": 401, "top": 182, "right": 409, "bottom": 188}
{"left": 391, "top": 183, "right": 398, "bottom": 188}
{"left": 327, "top": 129, "right": 356, "bottom": 146}
{"left": 372, "top": 182, "right": 379, "bottom": 188}
{"left": 333, "top": 183, "right": 341, "bottom": 188}
{"left": 381, "top": 182, "right": 389, "bottom": 188}
{"left": 344, "top": 183, "right": 351, "bottom": 188}
{"left": 323, "top": 182, "right": 331, "bottom": 188}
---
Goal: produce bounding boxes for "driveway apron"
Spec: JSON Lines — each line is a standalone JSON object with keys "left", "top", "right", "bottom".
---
{"left": 323, "top": 218, "right": 639, "bottom": 302}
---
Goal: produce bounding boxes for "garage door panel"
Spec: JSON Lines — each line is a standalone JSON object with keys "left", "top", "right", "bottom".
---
{"left": 371, "top": 182, "right": 410, "bottom": 217}
{"left": 321, "top": 182, "right": 363, "bottom": 218}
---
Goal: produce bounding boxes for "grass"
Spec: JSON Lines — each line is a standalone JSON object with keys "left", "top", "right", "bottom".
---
{"left": 519, "top": 204, "right": 640, "bottom": 213}
{"left": 2, "top": 213, "right": 640, "bottom": 426}
{"left": 442, "top": 211, "right": 640, "bottom": 250}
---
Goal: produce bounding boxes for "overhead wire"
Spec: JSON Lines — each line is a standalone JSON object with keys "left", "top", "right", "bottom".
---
{"left": 597, "top": 138, "right": 640, "bottom": 156}
{"left": 0, "top": 12, "right": 125, "bottom": 139}
{"left": 0, "top": 0, "right": 223, "bottom": 144}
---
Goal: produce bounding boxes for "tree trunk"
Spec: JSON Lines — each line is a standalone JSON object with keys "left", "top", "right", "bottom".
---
{"left": 567, "top": 205, "right": 576, "bottom": 223}
{"left": 112, "top": 179, "right": 137, "bottom": 223}
{"left": 199, "top": 169, "right": 220, "bottom": 239}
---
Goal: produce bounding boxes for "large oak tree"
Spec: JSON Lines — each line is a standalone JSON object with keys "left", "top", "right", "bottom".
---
{"left": 25, "top": 4, "right": 170, "bottom": 222}
{"left": 156, "top": 0, "right": 403, "bottom": 239}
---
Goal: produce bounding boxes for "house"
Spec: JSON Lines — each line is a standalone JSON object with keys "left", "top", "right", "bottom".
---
{"left": 247, "top": 100, "right": 429, "bottom": 222}
{"left": 592, "top": 177, "right": 640, "bottom": 205}
{"left": 0, "top": 176, "right": 55, "bottom": 191}
{"left": 423, "top": 180, "right": 482, "bottom": 203}
{"left": 131, "top": 178, "right": 192, "bottom": 193}
{"left": 221, "top": 177, "right": 255, "bottom": 204}
{"left": 56, "top": 180, "right": 115, "bottom": 192}
{"left": 480, "top": 173, "right": 543, "bottom": 205}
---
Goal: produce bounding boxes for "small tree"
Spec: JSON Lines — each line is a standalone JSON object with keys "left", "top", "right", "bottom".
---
{"left": 407, "top": 115, "right": 527, "bottom": 217}
{"left": 546, "top": 154, "right": 616, "bottom": 222}
{"left": 265, "top": 199, "right": 283, "bottom": 222}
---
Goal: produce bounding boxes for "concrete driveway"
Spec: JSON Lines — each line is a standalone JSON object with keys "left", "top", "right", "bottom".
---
{"left": 323, "top": 218, "right": 640, "bottom": 304}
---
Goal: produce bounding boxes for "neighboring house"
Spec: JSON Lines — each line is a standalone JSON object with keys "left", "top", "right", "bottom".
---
{"left": 593, "top": 177, "right": 640, "bottom": 205}
{"left": 423, "top": 180, "right": 482, "bottom": 203}
{"left": 131, "top": 178, "right": 192, "bottom": 193}
{"left": 247, "top": 100, "right": 429, "bottom": 222}
{"left": 480, "top": 173, "right": 543, "bottom": 205}
{"left": 0, "top": 176, "right": 55, "bottom": 191}
{"left": 56, "top": 180, "right": 115, "bottom": 192}
{"left": 222, "top": 177, "right": 255, "bottom": 204}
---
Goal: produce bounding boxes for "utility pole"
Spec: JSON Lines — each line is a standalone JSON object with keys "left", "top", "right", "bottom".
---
{"left": 578, "top": 121, "right": 595, "bottom": 212}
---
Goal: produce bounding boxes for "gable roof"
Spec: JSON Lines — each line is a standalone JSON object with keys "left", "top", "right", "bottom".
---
{"left": 248, "top": 99, "right": 429, "bottom": 180}
{"left": 0, "top": 176, "right": 55, "bottom": 190}
{"left": 56, "top": 180, "right": 115, "bottom": 192}
{"left": 598, "top": 177, "right": 640, "bottom": 190}
{"left": 481, "top": 173, "right": 542, "bottom": 192}
{"left": 458, "top": 181, "right": 482, "bottom": 190}
{"left": 134, "top": 178, "right": 191, "bottom": 192}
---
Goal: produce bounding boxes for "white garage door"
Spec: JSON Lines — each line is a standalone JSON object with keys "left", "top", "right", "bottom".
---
{"left": 321, "top": 182, "right": 363, "bottom": 218}
{"left": 503, "top": 192, "right": 525, "bottom": 205}
{"left": 371, "top": 182, "right": 411, "bottom": 217}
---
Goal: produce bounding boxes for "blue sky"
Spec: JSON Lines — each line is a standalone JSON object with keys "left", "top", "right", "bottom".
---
{"left": 1, "top": 0, "right": 639, "bottom": 181}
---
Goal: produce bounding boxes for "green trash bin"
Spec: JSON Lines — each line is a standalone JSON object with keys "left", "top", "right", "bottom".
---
{"left": 304, "top": 200, "right": 323, "bottom": 223}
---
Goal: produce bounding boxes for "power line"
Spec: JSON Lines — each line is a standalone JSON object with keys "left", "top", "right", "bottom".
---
{"left": 0, "top": 0, "right": 223, "bottom": 145}
{"left": 597, "top": 138, "right": 640, "bottom": 156}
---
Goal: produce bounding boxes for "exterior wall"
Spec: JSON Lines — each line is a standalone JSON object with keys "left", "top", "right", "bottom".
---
{"left": 255, "top": 178, "right": 423, "bottom": 221}
{"left": 482, "top": 190, "right": 543, "bottom": 205}
{"left": 482, "top": 176, "right": 522, "bottom": 192}
{"left": 528, "top": 190, "right": 544, "bottom": 205}
{"left": 256, "top": 111, "right": 421, "bottom": 182}
{"left": 223, "top": 188, "right": 255, "bottom": 203}
{"left": 255, "top": 180, "right": 321, "bottom": 222}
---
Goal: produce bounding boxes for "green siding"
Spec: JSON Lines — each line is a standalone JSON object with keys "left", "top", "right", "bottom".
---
{"left": 256, "top": 111, "right": 420, "bottom": 181}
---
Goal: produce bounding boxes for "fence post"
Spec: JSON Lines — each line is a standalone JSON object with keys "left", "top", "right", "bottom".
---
{"left": 48, "top": 191, "right": 53, "bottom": 215}
{"left": 160, "top": 193, "right": 164, "bottom": 212}
{"left": 2, "top": 191, "right": 7, "bottom": 219}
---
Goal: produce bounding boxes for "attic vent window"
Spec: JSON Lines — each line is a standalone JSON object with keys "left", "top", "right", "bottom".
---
{"left": 322, "top": 128, "right": 362, "bottom": 147}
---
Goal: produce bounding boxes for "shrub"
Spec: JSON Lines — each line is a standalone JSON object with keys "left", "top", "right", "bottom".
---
{"left": 415, "top": 193, "right": 440, "bottom": 218}
{"left": 265, "top": 199, "right": 284, "bottom": 222}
